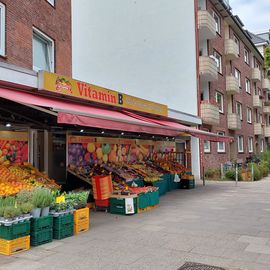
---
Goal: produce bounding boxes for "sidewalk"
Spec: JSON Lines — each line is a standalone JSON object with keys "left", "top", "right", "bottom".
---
{"left": 1, "top": 179, "right": 270, "bottom": 270}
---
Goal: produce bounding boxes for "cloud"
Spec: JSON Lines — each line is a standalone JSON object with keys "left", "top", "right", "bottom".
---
{"left": 230, "top": 0, "right": 270, "bottom": 31}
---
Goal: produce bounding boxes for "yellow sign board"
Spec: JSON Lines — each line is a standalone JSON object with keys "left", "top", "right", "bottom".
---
{"left": 38, "top": 71, "right": 168, "bottom": 116}
{"left": 0, "top": 131, "right": 28, "bottom": 141}
{"left": 56, "top": 195, "right": 65, "bottom": 204}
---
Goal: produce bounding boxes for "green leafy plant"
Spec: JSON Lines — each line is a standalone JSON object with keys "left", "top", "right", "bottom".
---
{"left": 40, "top": 189, "right": 54, "bottom": 208}
{"left": 204, "top": 168, "right": 221, "bottom": 179}
{"left": 65, "top": 191, "right": 89, "bottom": 209}
{"left": 264, "top": 47, "right": 270, "bottom": 69}
{"left": 248, "top": 163, "right": 262, "bottom": 181}
{"left": 2, "top": 196, "right": 16, "bottom": 207}
{"left": 225, "top": 170, "right": 242, "bottom": 181}
{"left": 31, "top": 188, "right": 46, "bottom": 208}
{"left": 20, "top": 202, "right": 34, "bottom": 214}
{"left": 3, "top": 206, "right": 20, "bottom": 219}
{"left": 0, "top": 206, "right": 5, "bottom": 217}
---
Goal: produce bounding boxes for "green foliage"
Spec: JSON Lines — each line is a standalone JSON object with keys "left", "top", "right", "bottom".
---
{"left": 2, "top": 196, "right": 16, "bottom": 207}
{"left": 16, "top": 190, "right": 32, "bottom": 204}
{"left": 0, "top": 206, "right": 4, "bottom": 217}
{"left": 3, "top": 206, "right": 21, "bottom": 219}
{"left": 225, "top": 170, "right": 242, "bottom": 181}
{"left": 205, "top": 168, "right": 221, "bottom": 179}
{"left": 249, "top": 163, "right": 262, "bottom": 181}
{"left": 65, "top": 191, "right": 89, "bottom": 209}
{"left": 20, "top": 202, "right": 34, "bottom": 214}
{"left": 258, "top": 160, "right": 269, "bottom": 177}
{"left": 264, "top": 47, "right": 270, "bottom": 69}
{"left": 31, "top": 187, "right": 53, "bottom": 208}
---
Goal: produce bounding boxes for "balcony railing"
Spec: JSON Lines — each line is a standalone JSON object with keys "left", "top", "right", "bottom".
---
{"left": 226, "top": 76, "right": 239, "bottom": 95}
{"left": 251, "top": 68, "right": 261, "bottom": 82}
{"left": 199, "top": 56, "right": 218, "bottom": 82}
{"left": 200, "top": 100, "right": 220, "bottom": 125}
{"left": 224, "top": 39, "right": 239, "bottom": 60}
{"left": 262, "top": 78, "right": 270, "bottom": 90}
{"left": 253, "top": 95, "right": 262, "bottom": 108}
{"left": 254, "top": 123, "right": 263, "bottom": 135}
{"left": 198, "top": 10, "right": 217, "bottom": 40}
{"left": 227, "top": 113, "right": 241, "bottom": 130}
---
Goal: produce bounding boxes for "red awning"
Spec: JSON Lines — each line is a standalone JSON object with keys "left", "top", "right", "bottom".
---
{"left": 0, "top": 88, "right": 232, "bottom": 142}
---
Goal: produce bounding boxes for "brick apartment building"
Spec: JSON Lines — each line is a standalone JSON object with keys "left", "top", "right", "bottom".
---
{"left": 0, "top": 0, "right": 71, "bottom": 76}
{"left": 198, "top": 0, "right": 270, "bottom": 169}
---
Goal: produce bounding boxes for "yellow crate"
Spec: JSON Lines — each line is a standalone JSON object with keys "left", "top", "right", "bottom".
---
{"left": 138, "top": 204, "right": 159, "bottom": 214}
{"left": 0, "top": 235, "right": 30, "bottom": 256}
{"left": 74, "top": 220, "right": 89, "bottom": 235}
{"left": 74, "top": 207, "right": 90, "bottom": 223}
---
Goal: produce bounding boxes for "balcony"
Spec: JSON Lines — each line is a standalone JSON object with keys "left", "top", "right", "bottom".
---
{"left": 263, "top": 101, "right": 270, "bottom": 114}
{"left": 200, "top": 101, "right": 220, "bottom": 125}
{"left": 251, "top": 68, "right": 261, "bottom": 82}
{"left": 227, "top": 113, "right": 241, "bottom": 130}
{"left": 253, "top": 95, "right": 262, "bottom": 108}
{"left": 199, "top": 56, "right": 218, "bottom": 82}
{"left": 224, "top": 39, "right": 239, "bottom": 60}
{"left": 226, "top": 76, "right": 239, "bottom": 95}
{"left": 198, "top": 10, "right": 217, "bottom": 40}
{"left": 262, "top": 78, "right": 270, "bottom": 90}
{"left": 254, "top": 123, "right": 263, "bottom": 135}
{"left": 264, "top": 126, "right": 270, "bottom": 137}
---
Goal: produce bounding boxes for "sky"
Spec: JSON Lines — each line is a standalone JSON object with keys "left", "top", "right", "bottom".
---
{"left": 230, "top": 0, "right": 270, "bottom": 32}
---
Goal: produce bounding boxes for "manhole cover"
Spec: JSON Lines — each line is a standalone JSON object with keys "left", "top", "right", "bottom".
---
{"left": 178, "top": 262, "right": 226, "bottom": 270}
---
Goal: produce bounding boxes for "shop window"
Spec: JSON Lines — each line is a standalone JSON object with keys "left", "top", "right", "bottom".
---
{"left": 236, "top": 102, "right": 242, "bottom": 120}
{"left": 234, "top": 68, "right": 241, "bottom": 88}
{"left": 237, "top": 136, "right": 244, "bottom": 153}
{"left": 212, "top": 11, "right": 221, "bottom": 34}
{"left": 245, "top": 78, "right": 251, "bottom": 94}
{"left": 248, "top": 137, "right": 253, "bottom": 153}
{"left": 244, "top": 48, "right": 250, "bottom": 64}
{"left": 33, "top": 28, "right": 54, "bottom": 72}
{"left": 217, "top": 132, "right": 225, "bottom": 153}
{"left": 213, "top": 50, "right": 222, "bottom": 74}
{"left": 215, "top": 91, "right": 224, "bottom": 113}
{"left": 0, "top": 2, "right": 5, "bottom": 56}
{"left": 247, "top": 107, "right": 252, "bottom": 124}
{"left": 204, "top": 140, "right": 211, "bottom": 153}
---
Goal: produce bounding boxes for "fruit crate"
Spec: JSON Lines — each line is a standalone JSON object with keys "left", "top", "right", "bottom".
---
{"left": 0, "top": 220, "right": 30, "bottom": 240}
{"left": 53, "top": 214, "right": 74, "bottom": 231}
{"left": 109, "top": 197, "right": 138, "bottom": 215}
{"left": 31, "top": 216, "right": 53, "bottom": 232}
{"left": 138, "top": 193, "right": 149, "bottom": 209}
{"left": 74, "top": 220, "right": 89, "bottom": 234}
{"left": 53, "top": 225, "right": 74, "bottom": 240}
{"left": 152, "top": 180, "right": 167, "bottom": 196}
{"left": 0, "top": 235, "right": 30, "bottom": 256}
{"left": 74, "top": 207, "right": 89, "bottom": 223}
{"left": 148, "top": 191, "right": 160, "bottom": 206}
{"left": 31, "top": 228, "right": 53, "bottom": 246}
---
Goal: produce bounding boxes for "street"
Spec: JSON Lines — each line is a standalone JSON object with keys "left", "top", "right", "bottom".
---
{"left": 1, "top": 179, "right": 270, "bottom": 270}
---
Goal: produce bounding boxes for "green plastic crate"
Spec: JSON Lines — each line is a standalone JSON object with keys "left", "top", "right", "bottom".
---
{"left": 53, "top": 225, "right": 74, "bottom": 240}
{"left": 126, "top": 178, "right": 144, "bottom": 187}
{"left": 169, "top": 174, "right": 180, "bottom": 190}
{"left": 162, "top": 174, "right": 171, "bottom": 191}
{"left": 152, "top": 180, "right": 167, "bottom": 196}
{"left": 31, "top": 216, "right": 53, "bottom": 232}
{"left": 31, "top": 228, "right": 53, "bottom": 246}
{"left": 138, "top": 193, "right": 149, "bottom": 209}
{"left": 53, "top": 214, "right": 74, "bottom": 231}
{"left": 0, "top": 220, "right": 30, "bottom": 240}
{"left": 110, "top": 198, "right": 138, "bottom": 215}
{"left": 148, "top": 191, "right": 160, "bottom": 206}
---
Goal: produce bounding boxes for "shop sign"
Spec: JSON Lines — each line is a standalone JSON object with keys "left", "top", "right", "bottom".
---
{"left": 68, "top": 136, "right": 95, "bottom": 144}
{"left": 38, "top": 71, "right": 168, "bottom": 116}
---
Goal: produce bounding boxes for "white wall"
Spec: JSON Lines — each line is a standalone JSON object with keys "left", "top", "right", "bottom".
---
{"left": 72, "top": 0, "right": 198, "bottom": 115}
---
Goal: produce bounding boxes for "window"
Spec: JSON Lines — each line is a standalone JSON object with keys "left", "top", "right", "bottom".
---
{"left": 248, "top": 137, "right": 253, "bottom": 153}
{"left": 216, "top": 92, "right": 224, "bottom": 113}
{"left": 47, "top": 0, "right": 55, "bottom": 6}
{"left": 213, "top": 50, "right": 222, "bottom": 74}
{"left": 32, "top": 28, "right": 54, "bottom": 72}
{"left": 0, "top": 2, "right": 5, "bottom": 56}
{"left": 217, "top": 132, "right": 225, "bottom": 153}
{"left": 204, "top": 140, "right": 211, "bottom": 153}
{"left": 237, "top": 136, "right": 244, "bottom": 153}
{"left": 247, "top": 107, "right": 252, "bottom": 123}
{"left": 236, "top": 102, "right": 243, "bottom": 120}
{"left": 261, "top": 139, "right": 264, "bottom": 152}
{"left": 233, "top": 35, "right": 240, "bottom": 55}
{"left": 235, "top": 68, "right": 241, "bottom": 87}
{"left": 245, "top": 78, "right": 251, "bottom": 94}
{"left": 244, "top": 49, "right": 250, "bottom": 64}
{"left": 212, "top": 11, "right": 221, "bottom": 34}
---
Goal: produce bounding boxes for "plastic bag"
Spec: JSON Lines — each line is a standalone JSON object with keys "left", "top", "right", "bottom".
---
{"left": 174, "top": 174, "right": 180, "bottom": 183}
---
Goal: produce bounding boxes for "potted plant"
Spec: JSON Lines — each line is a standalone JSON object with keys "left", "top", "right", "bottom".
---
{"left": 0, "top": 206, "right": 5, "bottom": 223}
{"left": 17, "top": 190, "right": 32, "bottom": 204}
{"left": 31, "top": 187, "right": 45, "bottom": 218}
{"left": 3, "top": 206, "right": 21, "bottom": 225}
{"left": 20, "top": 202, "right": 34, "bottom": 218}
{"left": 40, "top": 189, "right": 54, "bottom": 217}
